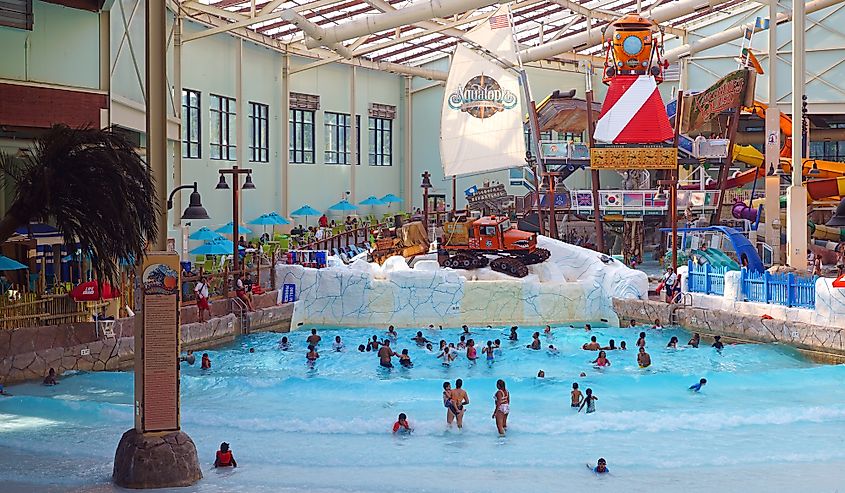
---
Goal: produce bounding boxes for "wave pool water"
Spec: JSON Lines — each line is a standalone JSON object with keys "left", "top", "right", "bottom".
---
{"left": 1, "top": 324, "right": 844, "bottom": 492}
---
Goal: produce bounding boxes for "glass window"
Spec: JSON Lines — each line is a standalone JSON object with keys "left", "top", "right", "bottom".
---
{"left": 249, "top": 102, "right": 269, "bottom": 163}
{"left": 289, "top": 109, "right": 314, "bottom": 164}
{"left": 209, "top": 94, "right": 236, "bottom": 160}
{"left": 181, "top": 89, "right": 201, "bottom": 159}
{"left": 325, "top": 112, "right": 360, "bottom": 165}
{"left": 368, "top": 117, "right": 392, "bottom": 166}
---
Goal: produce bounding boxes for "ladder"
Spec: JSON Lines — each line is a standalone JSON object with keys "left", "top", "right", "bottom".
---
{"left": 231, "top": 297, "right": 250, "bottom": 335}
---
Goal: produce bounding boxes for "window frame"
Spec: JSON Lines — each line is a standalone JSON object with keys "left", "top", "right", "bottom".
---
{"left": 324, "top": 112, "right": 361, "bottom": 165}
{"left": 181, "top": 88, "right": 201, "bottom": 159}
{"left": 209, "top": 94, "right": 237, "bottom": 161}
{"left": 368, "top": 117, "right": 392, "bottom": 166}
{"left": 289, "top": 109, "right": 315, "bottom": 164}
{"left": 249, "top": 101, "right": 270, "bottom": 163}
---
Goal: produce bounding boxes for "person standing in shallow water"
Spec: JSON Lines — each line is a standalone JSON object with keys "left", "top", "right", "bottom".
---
{"left": 492, "top": 379, "right": 510, "bottom": 436}
{"left": 449, "top": 379, "right": 470, "bottom": 429}
{"left": 578, "top": 388, "right": 597, "bottom": 414}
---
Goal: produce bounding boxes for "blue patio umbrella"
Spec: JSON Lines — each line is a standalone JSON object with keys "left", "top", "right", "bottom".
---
{"left": 189, "top": 227, "right": 224, "bottom": 241}
{"left": 267, "top": 212, "right": 291, "bottom": 225}
{"left": 328, "top": 200, "right": 358, "bottom": 212}
{"left": 214, "top": 222, "right": 252, "bottom": 236}
{"left": 250, "top": 212, "right": 291, "bottom": 226}
{"left": 189, "top": 238, "right": 245, "bottom": 256}
{"left": 359, "top": 196, "right": 386, "bottom": 206}
{"left": 291, "top": 205, "right": 322, "bottom": 226}
{"left": 380, "top": 194, "right": 403, "bottom": 204}
{"left": 0, "top": 255, "right": 27, "bottom": 270}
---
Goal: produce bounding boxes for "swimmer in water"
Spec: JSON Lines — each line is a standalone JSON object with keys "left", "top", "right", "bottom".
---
{"left": 629, "top": 319, "right": 636, "bottom": 328}
{"left": 482, "top": 340, "right": 495, "bottom": 362}
{"left": 492, "top": 379, "right": 510, "bottom": 436}
{"left": 689, "top": 378, "right": 707, "bottom": 392}
{"left": 457, "top": 335, "right": 467, "bottom": 350}
{"left": 712, "top": 335, "right": 724, "bottom": 350}
{"left": 386, "top": 325, "right": 398, "bottom": 340}
{"left": 652, "top": 319, "right": 664, "bottom": 330}
{"left": 278, "top": 336, "right": 290, "bottom": 350}
{"left": 544, "top": 325, "right": 552, "bottom": 336}
{"left": 306, "top": 328, "right": 321, "bottom": 346}
{"left": 688, "top": 333, "right": 700, "bottom": 348}
{"left": 509, "top": 326, "right": 519, "bottom": 341}
{"left": 437, "top": 345, "right": 457, "bottom": 365}
{"left": 399, "top": 349, "right": 413, "bottom": 368}
{"left": 666, "top": 336, "right": 679, "bottom": 349}
{"left": 367, "top": 335, "right": 381, "bottom": 351}
{"left": 637, "top": 347, "right": 651, "bottom": 368}
{"left": 493, "top": 339, "right": 502, "bottom": 350}
{"left": 584, "top": 324, "right": 592, "bottom": 332}
{"left": 571, "top": 382, "right": 583, "bottom": 408}
{"left": 636, "top": 332, "right": 647, "bottom": 348}
{"left": 333, "top": 335, "right": 344, "bottom": 352}
{"left": 425, "top": 343, "right": 433, "bottom": 352}
{"left": 591, "top": 457, "right": 608, "bottom": 474}
{"left": 548, "top": 344, "right": 559, "bottom": 354}
{"left": 357, "top": 344, "right": 366, "bottom": 352}
{"left": 411, "top": 331, "right": 428, "bottom": 345}
{"left": 392, "top": 413, "right": 412, "bottom": 434}
{"left": 462, "top": 324, "right": 471, "bottom": 335}
{"left": 449, "top": 379, "right": 470, "bottom": 429}
{"left": 592, "top": 350, "right": 610, "bottom": 367}
{"left": 582, "top": 336, "right": 601, "bottom": 351}
{"left": 466, "top": 339, "right": 478, "bottom": 361}
{"left": 602, "top": 339, "right": 617, "bottom": 351}
{"left": 537, "top": 370, "right": 545, "bottom": 378}
{"left": 306, "top": 345, "right": 319, "bottom": 362}
{"left": 377, "top": 340, "right": 398, "bottom": 368}
{"left": 214, "top": 442, "right": 237, "bottom": 468}
{"left": 200, "top": 354, "right": 211, "bottom": 370}
{"left": 619, "top": 341, "right": 627, "bottom": 350}
{"left": 578, "top": 388, "right": 597, "bottom": 413}
{"left": 527, "top": 332, "right": 541, "bottom": 350}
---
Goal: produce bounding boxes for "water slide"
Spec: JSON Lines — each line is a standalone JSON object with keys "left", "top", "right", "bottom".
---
{"left": 691, "top": 247, "right": 741, "bottom": 270}
{"left": 661, "top": 225, "right": 764, "bottom": 272}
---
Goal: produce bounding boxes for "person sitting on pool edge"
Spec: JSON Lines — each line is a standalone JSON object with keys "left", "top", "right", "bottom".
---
{"left": 637, "top": 347, "right": 651, "bottom": 368}
{"left": 582, "top": 336, "right": 601, "bottom": 351}
{"left": 689, "top": 378, "right": 707, "bottom": 392}
{"left": 214, "top": 442, "right": 237, "bottom": 468}
{"left": 392, "top": 413, "right": 412, "bottom": 434}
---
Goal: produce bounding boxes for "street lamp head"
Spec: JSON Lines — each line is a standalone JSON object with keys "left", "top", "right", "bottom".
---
{"left": 181, "top": 184, "right": 210, "bottom": 220}
{"left": 808, "top": 160, "right": 821, "bottom": 176}
{"left": 826, "top": 198, "right": 845, "bottom": 227}
{"left": 242, "top": 173, "right": 256, "bottom": 190}
{"left": 773, "top": 167, "right": 786, "bottom": 177}
{"left": 215, "top": 174, "right": 230, "bottom": 190}
{"left": 653, "top": 186, "right": 667, "bottom": 201}
{"left": 420, "top": 171, "right": 433, "bottom": 189}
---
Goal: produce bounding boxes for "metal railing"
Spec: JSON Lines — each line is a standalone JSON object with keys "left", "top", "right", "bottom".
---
{"left": 740, "top": 270, "right": 816, "bottom": 309}
{"left": 521, "top": 189, "right": 723, "bottom": 216}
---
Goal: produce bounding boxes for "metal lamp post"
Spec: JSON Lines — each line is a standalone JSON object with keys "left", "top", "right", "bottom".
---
{"left": 216, "top": 168, "right": 255, "bottom": 271}
{"left": 421, "top": 171, "right": 432, "bottom": 230}
{"left": 167, "top": 182, "right": 210, "bottom": 220}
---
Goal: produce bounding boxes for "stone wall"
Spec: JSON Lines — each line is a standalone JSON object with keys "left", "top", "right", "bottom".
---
{"left": 0, "top": 301, "right": 294, "bottom": 384}
{"left": 613, "top": 297, "right": 845, "bottom": 361}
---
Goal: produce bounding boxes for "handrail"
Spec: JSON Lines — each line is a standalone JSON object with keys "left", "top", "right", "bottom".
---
{"left": 300, "top": 222, "right": 384, "bottom": 252}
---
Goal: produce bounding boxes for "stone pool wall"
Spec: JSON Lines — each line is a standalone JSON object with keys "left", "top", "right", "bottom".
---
{"left": 0, "top": 298, "right": 293, "bottom": 384}
{"left": 277, "top": 236, "right": 648, "bottom": 329}
{"left": 613, "top": 297, "right": 845, "bottom": 362}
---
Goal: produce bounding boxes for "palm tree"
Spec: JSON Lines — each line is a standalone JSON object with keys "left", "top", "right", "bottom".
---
{"left": 0, "top": 125, "right": 159, "bottom": 283}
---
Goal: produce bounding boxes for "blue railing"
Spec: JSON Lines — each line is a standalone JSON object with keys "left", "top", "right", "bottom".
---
{"left": 687, "top": 260, "right": 728, "bottom": 295}
{"left": 740, "top": 269, "right": 816, "bottom": 308}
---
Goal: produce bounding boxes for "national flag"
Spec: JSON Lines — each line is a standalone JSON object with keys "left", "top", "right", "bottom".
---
{"left": 489, "top": 14, "right": 509, "bottom": 29}
{"left": 743, "top": 27, "right": 753, "bottom": 40}
{"left": 754, "top": 17, "right": 770, "bottom": 30}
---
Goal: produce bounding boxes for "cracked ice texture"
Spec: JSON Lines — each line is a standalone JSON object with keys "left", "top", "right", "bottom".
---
{"left": 276, "top": 235, "right": 648, "bottom": 328}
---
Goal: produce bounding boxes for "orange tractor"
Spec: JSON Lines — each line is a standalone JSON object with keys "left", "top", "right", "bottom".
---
{"left": 440, "top": 215, "right": 550, "bottom": 278}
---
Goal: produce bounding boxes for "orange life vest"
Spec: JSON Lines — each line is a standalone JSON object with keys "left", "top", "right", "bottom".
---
{"left": 216, "top": 450, "right": 232, "bottom": 466}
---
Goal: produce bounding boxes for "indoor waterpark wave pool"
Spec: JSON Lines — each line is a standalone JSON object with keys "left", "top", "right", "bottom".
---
{"left": 1, "top": 324, "right": 844, "bottom": 493}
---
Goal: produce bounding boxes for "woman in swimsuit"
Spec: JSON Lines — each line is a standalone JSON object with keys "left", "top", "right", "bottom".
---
{"left": 666, "top": 336, "right": 679, "bottom": 349}
{"left": 592, "top": 350, "right": 610, "bottom": 367}
{"left": 578, "top": 388, "right": 597, "bottom": 414}
{"left": 482, "top": 340, "right": 495, "bottom": 362}
{"left": 492, "top": 379, "right": 510, "bottom": 436}
{"left": 466, "top": 339, "right": 478, "bottom": 361}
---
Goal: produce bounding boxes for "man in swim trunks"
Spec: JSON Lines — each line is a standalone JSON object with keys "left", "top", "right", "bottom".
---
{"left": 411, "top": 331, "right": 430, "bottom": 345}
{"left": 527, "top": 332, "right": 541, "bottom": 350}
{"left": 571, "top": 382, "right": 582, "bottom": 408}
{"left": 449, "top": 379, "right": 470, "bottom": 429}
{"left": 582, "top": 336, "right": 601, "bottom": 350}
{"left": 637, "top": 347, "right": 651, "bottom": 368}
{"left": 393, "top": 413, "right": 412, "bottom": 434}
{"left": 689, "top": 378, "right": 707, "bottom": 392}
{"left": 378, "top": 340, "right": 398, "bottom": 368}
{"left": 306, "top": 328, "right": 321, "bottom": 346}
{"left": 712, "top": 335, "right": 724, "bottom": 350}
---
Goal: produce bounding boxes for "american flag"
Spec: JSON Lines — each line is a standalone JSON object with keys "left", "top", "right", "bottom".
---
{"left": 489, "top": 14, "right": 510, "bottom": 29}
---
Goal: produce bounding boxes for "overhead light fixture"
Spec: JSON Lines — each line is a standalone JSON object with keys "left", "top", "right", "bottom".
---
{"left": 808, "top": 160, "right": 821, "bottom": 176}
{"left": 181, "top": 186, "right": 210, "bottom": 220}
{"left": 654, "top": 186, "right": 667, "bottom": 201}
{"left": 215, "top": 174, "right": 229, "bottom": 190}
{"left": 242, "top": 173, "right": 256, "bottom": 190}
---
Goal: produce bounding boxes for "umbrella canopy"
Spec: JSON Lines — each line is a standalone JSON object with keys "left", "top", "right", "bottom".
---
{"left": 267, "top": 212, "right": 291, "bottom": 225}
{"left": 380, "top": 193, "right": 403, "bottom": 203}
{"left": 291, "top": 205, "right": 322, "bottom": 217}
{"left": 214, "top": 222, "right": 252, "bottom": 235}
{"left": 250, "top": 212, "right": 291, "bottom": 226}
{"left": 71, "top": 280, "right": 120, "bottom": 301}
{"left": 359, "top": 196, "right": 386, "bottom": 206}
{"left": 328, "top": 200, "right": 358, "bottom": 212}
{"left": 0, "top": 255, "right": 27, "bottom": 270}
{"left": 189, "top": 227, "right": 224, "bottom": 241}
{"left": 191, "top": 238, "right": 231, "bottom": 255}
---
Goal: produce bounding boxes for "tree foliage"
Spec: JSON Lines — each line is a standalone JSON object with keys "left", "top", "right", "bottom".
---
{"left": 0, "top": 125, "right": 159, "bottom": 283}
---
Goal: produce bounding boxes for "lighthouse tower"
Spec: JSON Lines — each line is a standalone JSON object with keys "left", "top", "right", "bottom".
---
{"left": 593, "top": 14, "right": 674, "bottom": 145}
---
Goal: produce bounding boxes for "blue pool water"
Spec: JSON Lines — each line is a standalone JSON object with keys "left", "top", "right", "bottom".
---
{"left": 1, "top": 324, "right": 845, "bottom": 492}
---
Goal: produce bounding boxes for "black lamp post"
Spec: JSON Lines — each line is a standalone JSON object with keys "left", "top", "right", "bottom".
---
{"left": 167, "top": 182, "right": 210, "bottom": 220}
{"left": 216, "top": 168, "right": 255, "bottom": 271}
{"left": 421, "top": 171, "right": 432, "bottom": 230}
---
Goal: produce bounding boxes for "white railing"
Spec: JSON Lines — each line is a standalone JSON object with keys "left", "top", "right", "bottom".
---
{"left": 565, "top": 189, "right": 722, "bottom": 216}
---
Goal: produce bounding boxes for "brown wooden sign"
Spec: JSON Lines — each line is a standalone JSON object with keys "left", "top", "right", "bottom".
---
{"left": 590, "top": 147, "right": 678, "bottom": 169}
{"left": 138, "top": 252, "right": 181, "bottom": 433}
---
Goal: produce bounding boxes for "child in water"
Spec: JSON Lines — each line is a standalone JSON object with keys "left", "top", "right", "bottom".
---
{"left": 392, "top": 413, "right": 412, "bottom": 434}
{"left": 689, "top": 378, "right": 707, "bottom": 392}
{"left": 578, "top": 388, "right": 597, "bottom": 413}
{"left": 399, "top": 349, "right": 413, "bottom": 368}
{"left": 571, "top": 382, "right": 583, "bottom": 408}
{"left": 214, "top": 442, "right": 237, "bottom": 468}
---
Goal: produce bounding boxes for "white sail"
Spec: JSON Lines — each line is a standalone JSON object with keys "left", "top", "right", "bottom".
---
{"left": 440, "top": 7, "right": 526, "bottom": 178}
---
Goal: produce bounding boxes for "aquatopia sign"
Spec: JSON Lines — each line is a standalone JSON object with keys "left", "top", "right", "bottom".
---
{"left": 681, "top": 69, "right": 755, "bottom": 133}
{"left": 447, "top": 74, "right": 518, "bottom": 120}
